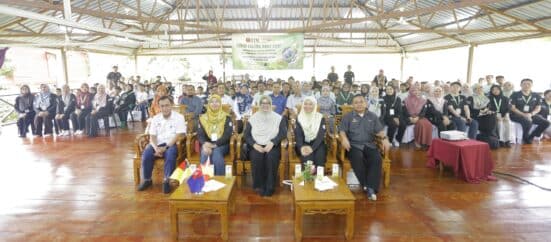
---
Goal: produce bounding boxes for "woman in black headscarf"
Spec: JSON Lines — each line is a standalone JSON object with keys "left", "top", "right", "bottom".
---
{"left": 382, "top": 85, "right": 402, "bottom": 147}
{"left": 488, "top": 84, "right": 512, "bottom": 147}
{"left": 15, "top": 85, "right": 35, "bottom": 137}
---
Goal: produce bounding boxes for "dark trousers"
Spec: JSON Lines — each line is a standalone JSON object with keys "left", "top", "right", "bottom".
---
{"left": 385, "top": 118, "right": 399, "bottom": 142}
{"left": 430, "top": 118, "right": 455, "bottom": 137}
{"left": 250, "top": 146, "right": 281, "bottom": 194}
{"left": 297, "top": 143, "right": 327, "bottom": 167}
{"left": 511, "top": 114, "right": 550, "bottom": 141}
{"left": 395, "top": 122, "right": 408, "bottom": 143}
{"left": 138, "top": 103, "right": 148, "bottom": 121}
{"left": 141, "top": 144, "right": 178, "bottom": 181}
{"left": 34, "top": 112, "right": 55, "bottom": 135}
{"left": 85, "top": 109, "right": 109, "bottom": 137}
{"left": 71, "top": 109, "right": 91, "bottom": 131}
{"left": 451, "top": 116, "right": 479, "bottom": 139}
{"left": 17, "top": 112, "right": 35, "bottom": 137}
{"left": 116, "top": 107, "right": 129, "bottom": 122}
{"left": 56, "top": 114, "right": 71, "bottom": 131}
{"left": 347, "top": 145, "right": 382, "bottom": 193}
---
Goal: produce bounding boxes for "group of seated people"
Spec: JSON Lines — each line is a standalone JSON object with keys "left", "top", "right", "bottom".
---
{"left": 13, "top": 79, "right": 177, "bottom": 138}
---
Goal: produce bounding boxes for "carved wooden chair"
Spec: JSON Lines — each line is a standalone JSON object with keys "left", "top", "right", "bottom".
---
{"left": 287, "top": 105, "right": 340, "bottom": 177}
{"left": 185, "top": 104, "right": 236, "bottom": 174}
{"left": 336, "top": 105, "right": 391, "bottom": 187}
{"left": 133, "top": 134, "right": 186, "bottom": 185}
{"left": 235, "top": 105, "right": 288, "bottom": 187}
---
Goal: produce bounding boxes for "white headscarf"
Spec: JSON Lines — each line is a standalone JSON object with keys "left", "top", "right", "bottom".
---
{"left": 297, "top": 96, "right": 323, "bottom": 142}
{"left": 428, "top": 86, "right": 446, "bottom": 113}
{"left": 249, "top": 95, "right": 282, "bottom": 145}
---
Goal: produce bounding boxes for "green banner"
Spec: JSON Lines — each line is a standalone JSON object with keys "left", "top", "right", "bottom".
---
{"left": 232, "top": 34, "right": 304, "bottom": 70}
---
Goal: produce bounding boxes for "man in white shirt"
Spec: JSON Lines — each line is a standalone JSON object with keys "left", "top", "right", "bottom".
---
{"left": 138, "top": 96, "right": 187, "bottom": 194}
{"left": 135, "top": 84, "right": 149, "bottom": 121}
{"left": 483, "top": 74, "right": 494, "bottom": 94}
{"left": 253, "top": 82, "right": 272, "bottom": 105}
{"left": 286, "top": 83, "right": 305, "bottom": 117}
{"left": 216, "top": 84, "right": 241, "bottom": 121}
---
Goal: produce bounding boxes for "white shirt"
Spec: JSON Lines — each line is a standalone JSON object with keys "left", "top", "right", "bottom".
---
{"left": 286, "top": 94, "right": 304, "bottom": 113}
{"left": 220, "top": 94, "right": 242, "bottom": 120}
{"left": 253, "top": 91, "right": 273, "bottom": 105}
{"left": 149, "top": 111, "right": 187, "bottom": 145}
{"left": 136, "top": 91, "right": 149, "bottom": 103}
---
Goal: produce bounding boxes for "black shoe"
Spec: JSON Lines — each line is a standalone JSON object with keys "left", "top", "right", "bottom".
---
{"left": 499, "top": 141, "right": 505, "bottom": 147}
{"left": 137, "top": 180, "right": 152, "bottom": 191}
{"left": 162, "top": 181, "right": 171, "bottom": 194}
{"left": 524, "top": 138, "right": 532, "bottom": 144}
{"left": 504, "top": 141, "right": 511, "bottom": 148}
{"left": 263, "top": 189, "right": 274, "bottom": 197}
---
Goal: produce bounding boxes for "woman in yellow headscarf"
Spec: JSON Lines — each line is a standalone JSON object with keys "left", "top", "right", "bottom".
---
{"left": 198, "top": 94, "right": 233, "bottom": 175}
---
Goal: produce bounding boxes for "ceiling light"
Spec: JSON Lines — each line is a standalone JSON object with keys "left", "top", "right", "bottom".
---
{"left": 399, "top": 7, "right": 404, "bottom": 12}
{"left": 257, "top": 0, "right": 270, "bottom": 8}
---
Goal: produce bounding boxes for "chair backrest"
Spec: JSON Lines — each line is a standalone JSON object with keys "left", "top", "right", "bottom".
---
{"left": 251, "top": 105, "right": 276, "bottom": 114}
{"left": 172, "top": 104, "right": 186, "bottom": 115}
{"left": 340, "top": 104, "right": 353, "bottom": 115}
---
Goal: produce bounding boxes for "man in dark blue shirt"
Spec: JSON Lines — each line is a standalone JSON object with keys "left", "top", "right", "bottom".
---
{"left": 270, "top": 83, "right": 287, "bottom": 116}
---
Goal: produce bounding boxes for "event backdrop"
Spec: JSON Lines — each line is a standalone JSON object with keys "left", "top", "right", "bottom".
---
{"left": 232, "top": 33, "right": 304, "bottom": 70}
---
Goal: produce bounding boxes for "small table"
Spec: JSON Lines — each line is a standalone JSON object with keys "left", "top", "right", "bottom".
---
{"left": 169, "top": 176, "right": 236, "bottom": 241}
{"left": 427, "top": 139, "right": 496, "bottom": 183}
{"left": 293, "top": 178, "right": 355, "bottom": 241}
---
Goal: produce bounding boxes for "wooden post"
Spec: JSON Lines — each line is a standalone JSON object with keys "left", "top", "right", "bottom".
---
{"left": 60, "top": 48, "right": 69, "bottom": 85}
{"left": 400, "top": 53, "right": 404, "bottom": 82}
{"left": 466, "top": 44, "right": 475, "bottom": 83}
{"left": 222, "top": 53, "right": 226, "bottom": 82}
{"left": 134, "top": 53, "right": 138, "bottom": 75}
{"left": 312, "top": 47, "right": 316, "bottom": 78}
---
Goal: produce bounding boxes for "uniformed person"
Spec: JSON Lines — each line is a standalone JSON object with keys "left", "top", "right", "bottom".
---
{"left": 509, "top": 79, "right": 550, "bottom": 144}
{"left": 339, "top": 95, "right": 391, "bottom": 201}
{"left": 444, "top": 82, "right": 479, "bottom": 139}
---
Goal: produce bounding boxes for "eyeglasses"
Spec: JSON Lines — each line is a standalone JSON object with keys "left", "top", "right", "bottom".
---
{"left": 260, "top": 102, "right": 271, "bottom": 105}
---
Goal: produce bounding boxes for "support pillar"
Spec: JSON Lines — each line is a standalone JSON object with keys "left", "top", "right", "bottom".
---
{"left": 466, "top": 44, "right": 475, "bottom": 84}
{"left": 60, "top": 48, "right": 69, "bottom": 85}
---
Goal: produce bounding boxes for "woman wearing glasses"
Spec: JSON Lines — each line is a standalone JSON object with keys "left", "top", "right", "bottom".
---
{"left": 244, "top": 95, "right": 287, "bottom": 197}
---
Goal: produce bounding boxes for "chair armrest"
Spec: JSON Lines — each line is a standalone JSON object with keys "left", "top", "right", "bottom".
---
{"left": 236, "top": 133, "right": 244, "bottom": 156}
{"left": 176, "top": 135, "right": 187, "bottom": 162}
{"left": 185, "top": 132, "right": 197, "bottom": 158}
{"left": 229, "top": 134, "right": 236, "bottom": 161}
{"left": 135, "top": 134, "right": 149, "bottom": 158}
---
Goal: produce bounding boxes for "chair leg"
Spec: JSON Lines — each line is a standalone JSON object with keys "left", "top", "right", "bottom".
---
{"left": 134, "top": 158, "right": 141, "bottom": 185}
{"left": 383, "top": 158, "right": 391, "bottom": 188}
{"left": 236, "top": 160, "right": 244, "bottom": 188}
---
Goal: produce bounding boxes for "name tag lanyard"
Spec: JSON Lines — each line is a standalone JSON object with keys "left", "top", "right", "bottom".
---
{"left": 493, "top": 98, "right": 501, "bottom": 111}
{"left": 522, "top": 95, "right": 532, "bottom": 112}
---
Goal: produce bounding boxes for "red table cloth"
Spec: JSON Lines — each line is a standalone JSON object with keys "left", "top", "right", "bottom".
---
{"left": 427, "top": 139, "right": 496, "bottom": 183}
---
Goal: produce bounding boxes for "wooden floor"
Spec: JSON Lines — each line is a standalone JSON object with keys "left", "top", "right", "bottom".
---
{"left": 1, "top": 123, "right": 550, "bottom": 242}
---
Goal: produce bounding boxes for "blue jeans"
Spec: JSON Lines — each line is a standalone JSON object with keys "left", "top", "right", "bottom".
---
{"left": 451, "top": 116, "right": 479, "bottom": 139}
{"left": 200, "top": 144, "right": 229, "bottom": 176}
{"left": 141, "top": 144, "right": 178, "bottom": 181}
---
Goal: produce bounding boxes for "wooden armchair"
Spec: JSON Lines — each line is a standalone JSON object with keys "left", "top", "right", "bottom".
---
{"left": 235, "top": 106, "right": 288, "bottom": 187}
{"left": 288, "top": 105, "right": 340, "bottom": 176}
{"left": 133, "top": 134, "right": 187, "bottom": 185}
{"left": 185, "top": 104, "right": 236, "bottom": 174}
{"left": 336, "top": 105, "right": 392, "bottom": 188}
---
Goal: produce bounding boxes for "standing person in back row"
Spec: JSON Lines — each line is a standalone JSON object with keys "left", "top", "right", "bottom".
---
{"left": 327, "top": 66, "right": 338, "bottom": 84}
{"left": 509, "top": 78, "right": 550, "bottom": 144}
{"left": 106, "top": 65, "right": 122, "bottom": 88}
{"left": 344, "top": 65, "right": 355, "bottom": 86}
